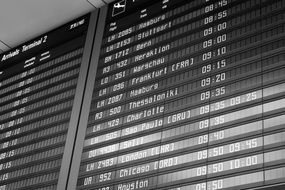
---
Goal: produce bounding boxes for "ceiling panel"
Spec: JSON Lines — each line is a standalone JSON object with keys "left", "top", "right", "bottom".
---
{"left": 0, "top": 0, "right": 93, "bottom": 51}
{"left": 0, "top": 0, "right": 117, "bottom": 53}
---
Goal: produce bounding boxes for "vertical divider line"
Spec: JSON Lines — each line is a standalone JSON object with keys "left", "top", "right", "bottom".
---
{"left": 56, "top": 11, "right": 99, "bottom": 190}
{"left": 65, "top": 7, "right": 108, "bottom": 190}
{"left": 260, "top": 0, "right": 265, "bottom": 186}
{"left": 66, "top": 10, "right": 100, "bottom": 188}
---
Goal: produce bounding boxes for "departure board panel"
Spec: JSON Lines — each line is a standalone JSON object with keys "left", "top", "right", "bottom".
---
{"left": 75, "top": 0, "right": 285, "bottom": 190}
{"left": 0, "top": 14, "right": 90, "bottom": 190}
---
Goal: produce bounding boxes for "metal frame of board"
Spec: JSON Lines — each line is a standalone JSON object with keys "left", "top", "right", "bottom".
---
{"left": 65, "top": 6, "right": 108, "bottom": 190}
{"left": 57, "top": 10, "right": 100, "bottom": 190}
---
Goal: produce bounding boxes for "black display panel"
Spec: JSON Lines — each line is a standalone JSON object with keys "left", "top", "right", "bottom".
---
{"left": 77, "top": 0, "right": 285, "bottom": 189}
{"left": 0, "top": 14, "right": 90, "bottom": 190}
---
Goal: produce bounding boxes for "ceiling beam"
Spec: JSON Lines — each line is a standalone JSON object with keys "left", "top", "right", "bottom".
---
{"left": 103, "top": 0, "right": 115, "bottom": 3}
{"left": 86, "top": 0, "right": 106, "bottom": 8}
{"left": 0, "top": 40, "right": 11, "bottom": 53}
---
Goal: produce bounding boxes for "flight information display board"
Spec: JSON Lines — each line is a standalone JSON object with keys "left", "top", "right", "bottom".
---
{"left": 76, "top": 0, "right": 285, "bottom": 189}
{"left": 0, "top": 14, "right": 90, "bottom": 190}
